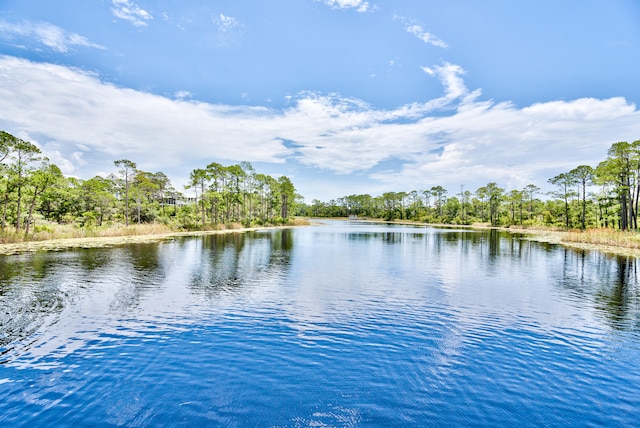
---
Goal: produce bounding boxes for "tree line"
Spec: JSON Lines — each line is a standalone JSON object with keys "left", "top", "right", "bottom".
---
{"left": 300, "top": 140, "right": 640, "bottom": 231}
{"left": 0, "top": 131, "right": 298, "bottom": 237}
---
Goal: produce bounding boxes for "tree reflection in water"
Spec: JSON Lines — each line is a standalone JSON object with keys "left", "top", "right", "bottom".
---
{"left": 185, "top": 229, "right": 294, "bottom": 298}
{"left": 0, "top": 230, "right": 296, "bottom": 364}
{"left": 595, "top": 255, "right": 639, "bottom": 331}
{"left": 556, "top": 247, "right": 640, "bottom": 332}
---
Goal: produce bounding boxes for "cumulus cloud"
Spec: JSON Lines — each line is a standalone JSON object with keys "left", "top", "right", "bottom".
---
{"left": 370, "top": 95, "right": 640, "bottom": 191}
{"left": 111, "top": 0, "right": 153, "bottom": 27}
{"left": 395, "top": 15, "right": 448, "bottom": 48}
{"left": 0, "top": 20, "right": 105, "bottom": 53}
{"left": 319, "top": 0, "right": 372, "bottom": 13}
{"left": 0, "top": 55, "right": 638, "bottom": 197}
{"left": 40, "top": 141, "right": 85, "bottom": 175}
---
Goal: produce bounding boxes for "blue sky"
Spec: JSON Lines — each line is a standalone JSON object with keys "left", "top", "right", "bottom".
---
{"left": 1, "top": 0, "right": 639, "bottom": 201}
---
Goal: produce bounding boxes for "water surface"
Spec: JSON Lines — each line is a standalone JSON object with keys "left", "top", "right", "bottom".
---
{"left": 1, "top": 221, "right": 639, "bottom": 426}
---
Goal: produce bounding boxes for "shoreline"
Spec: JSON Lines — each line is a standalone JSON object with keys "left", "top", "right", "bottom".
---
{"left": 341, "top": 217, "right": 640, "bottom": 258}
{"left": 0, "top": 226, "right": 295, "bottom": 256}
{"left": 505, "top": 228, "right": 640, "bottom": 258}
{"left": 1, "top": 219, "right": 638, "bottom": 259}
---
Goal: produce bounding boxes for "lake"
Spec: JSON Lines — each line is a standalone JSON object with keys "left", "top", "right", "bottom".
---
{"left": 1, "top": 220, "right": 639, "bottom": 426}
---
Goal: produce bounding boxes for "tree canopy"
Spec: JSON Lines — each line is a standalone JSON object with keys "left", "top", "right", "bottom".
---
{"left": 2, "top": 128, "right": 639, "bottom": 239}
{"left": 302, "top": 139, "right": 640, "bottom": 231}
{"left": 0, "top": 131, "right": 300, "bottom": 240}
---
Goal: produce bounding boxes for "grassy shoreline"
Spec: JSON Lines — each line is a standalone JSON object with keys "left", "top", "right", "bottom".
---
{"left": 0, "top": 221, "right": 308, "bottom": 256}
{"left": 346, "top": 217, "right": 640, "bottom": 258}
{"left": 509, "top": 227, "right": 640, "bottom": 258}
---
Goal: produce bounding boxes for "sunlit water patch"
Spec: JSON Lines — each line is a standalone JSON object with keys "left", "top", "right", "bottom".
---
{"left": 1, "top": 221, "right": 639, "bottom": 426}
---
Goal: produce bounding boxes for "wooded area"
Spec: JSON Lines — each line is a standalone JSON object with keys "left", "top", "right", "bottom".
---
{"left": 3, "top": 128, "right": 640, "bottom": 240}
{"left": 0, "top": 131, "right": 298, "bottom": 240}
{"left": 302, "top": 140, "right": 640, "bottom": 231}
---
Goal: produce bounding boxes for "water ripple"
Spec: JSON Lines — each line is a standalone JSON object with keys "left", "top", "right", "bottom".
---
{"left": 1, "top": 225, "right": 640, "bottom": 426}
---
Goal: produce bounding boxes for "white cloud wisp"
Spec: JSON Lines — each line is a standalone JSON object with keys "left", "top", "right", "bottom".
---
{"left": 215, "top": 14, "right": 240, "bottom": 32}
{"left": 0, "top": 20, "right": 105, "bottom": 53}
{"left": 319, "top": 0, "right": 372, "bottom": 13}
{"left": 395, "top": 16, "right": 448, "bottom": 48}
{"left": 111, "top": 0, "right": 153, "bottom": 27}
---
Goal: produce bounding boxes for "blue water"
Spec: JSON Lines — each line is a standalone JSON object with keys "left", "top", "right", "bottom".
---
{"left": 1, "top": 220, "right": 639, "bottom": 426}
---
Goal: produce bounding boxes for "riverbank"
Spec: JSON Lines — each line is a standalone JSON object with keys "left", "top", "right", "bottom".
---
{"left": 509, "top": 227, "right": 640, "bottom": 258}
{"left": 2, "top": 218, "right": 639, "bottom": 258}
{"left": 347, "top": 217, "right": 640, "bottom": 258}
{"left": 456, "top": 224, "right": 640, "bottom": 258}
{"left": 0, "top": 223, "right": 305, "bottom": 256}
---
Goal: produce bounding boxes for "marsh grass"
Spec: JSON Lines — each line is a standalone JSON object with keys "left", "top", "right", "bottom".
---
{"left": 0, "top": 223, "right": 175, "bottom": 244}
{"left": 283, "top": 217, "right": 310, "bottom": 226}
{"left": 0, "top": 218, "right": 310, "bottom": 245}
{"left": 562, "top": 228, "right": 640, "bottom": 250}
{"left": 508, "top": 225, "right": 566, "bottom": 232}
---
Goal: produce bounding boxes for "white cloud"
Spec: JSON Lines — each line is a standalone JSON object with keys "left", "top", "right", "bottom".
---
{"left": 215, "top": 13, "right": 240, "bottom": 32}
{"left": 174, "top": 90, "right": 192, "bottom": 100}
{"left": 405, "top": 24, "right": 448, "bottom": 48}
{"left": 369, "top": 95, "right": 640, "bottom": 192}
{"left": 111, "top": 0, "right": 153, "bottom": 27}
{"left": 319, "top": 0, "right": 373, "bottom": 13}
{"left": 395, "top": 16, "right": 448, "bottom": 48}
{"left": 0, "top": 56, "right": 288, "bottom": 176}
{"left": 0, "top": 20, "right": 105, "bottom": 53}
{"left": 0, "top": 55, "right": 638, "bottom": 198}
{"left": 44, "top": 148, "right": 79, "bottom": 175}
{"left": 206, "top": 13, "right": 243, "bottom": 48}
{"left": 421, "top": 63, "right": 476, "bottom": 107}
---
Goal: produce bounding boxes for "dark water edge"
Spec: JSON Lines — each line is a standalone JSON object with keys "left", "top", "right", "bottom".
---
{"left": 0, "top": 221, "right": 639, "bottom": 426}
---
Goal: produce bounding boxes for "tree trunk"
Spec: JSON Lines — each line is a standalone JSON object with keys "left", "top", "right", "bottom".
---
{"left": 581, "top": 181, "right": 586, "bottom": 229}
{"left": 124, "top": 186, "right": 129, "bottom": 227}
{"left": 1, "top": 194, "right": 8, "bottom": 229}
{"left": 15, "top": 185, "right": 22, "bottom": 232}
{"left": 620, "top": 192, "right": 628, "bottom": 230}
{"left": 633, "top": 186, "right": 640, "bottom": 229}
{"left": 281, "top": 194, "right": 288, "bottom": 219}
{"left": 25, "top": 194, "right": 37, "bottom": 235}
{"left": 628, "top": 196, "right": 632, "bottom": 229}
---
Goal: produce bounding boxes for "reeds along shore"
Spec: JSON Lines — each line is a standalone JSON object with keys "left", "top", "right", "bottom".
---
{"left": 372, "top": 219, "right": 640, "bottom": 256}
{"left": 561, "top": 228, "right": 640, "bottom": 250}
{"left": 0, "top": 218, "right": 310, "bottom": 245}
